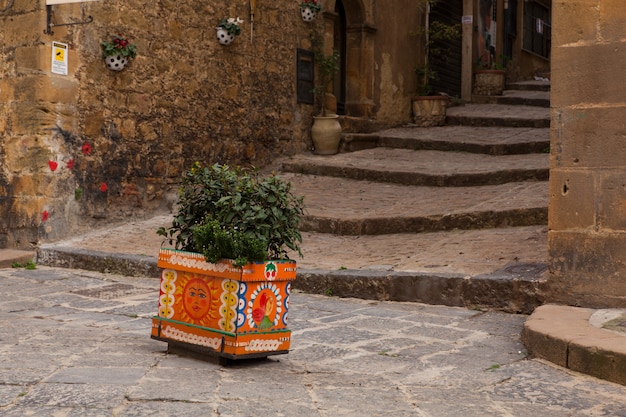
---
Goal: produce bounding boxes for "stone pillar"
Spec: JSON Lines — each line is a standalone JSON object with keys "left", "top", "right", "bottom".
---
{"left": 0, "top": 2, "right": 82, "bottom": 248}
{"left": 548, "top": 0, "right": 626, "bottom": 307}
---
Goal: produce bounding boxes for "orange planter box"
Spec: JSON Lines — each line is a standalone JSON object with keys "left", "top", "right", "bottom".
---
{"left": 151, "top": 249, "right": 297, "bottom": 359}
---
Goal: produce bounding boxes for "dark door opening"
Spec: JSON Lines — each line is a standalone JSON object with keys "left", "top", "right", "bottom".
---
{"left": 429, "top": 0, "right": 463, "bottom": 97}
{"left": 334, "top": 0, "right": 347, "bottom": 115}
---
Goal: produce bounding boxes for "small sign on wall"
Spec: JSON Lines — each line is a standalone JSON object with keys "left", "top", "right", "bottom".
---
{"left": 51, "top": 42, "right": 68, "bottom": 75}
{"left": 46, "top": 0, "right": 100, "bottom": 4}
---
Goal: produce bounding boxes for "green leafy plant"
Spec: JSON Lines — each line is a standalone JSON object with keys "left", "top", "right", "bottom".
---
{"left": 300, "top": 0, "right": 321, "bottom": 13}
{"left": 310, "top": 30, "right": 340, "bottom": 116}
{"left": 414, "top": 1, "right": 461, "bottom": 96}
{"left": 157, "top": 163, "right": 305, "bottom": 267}
{"left": 217, "top": 17, "right": 244, "bottom": 36}
{"left": 12, "top": 260, "right": 36, "bottom": 270}
{"left": 101, "top": 34, "right": 137, "bottom": 59}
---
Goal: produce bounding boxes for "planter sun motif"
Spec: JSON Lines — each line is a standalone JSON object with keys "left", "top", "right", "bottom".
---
{"left": 151, "top": 249, "right": 297, "bottom": 359}
{"left": 104, "top": 55, "right": 128, "bottom": 71}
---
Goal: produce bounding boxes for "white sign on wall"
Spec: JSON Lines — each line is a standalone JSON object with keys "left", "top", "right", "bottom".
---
{"left": 51, "top": 42, "right": 68, "bottom": 75}
{"left": 46, "top": 0, "right": 100, "bottom": 4}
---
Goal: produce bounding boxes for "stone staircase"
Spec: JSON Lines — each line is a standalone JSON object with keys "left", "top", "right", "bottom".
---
{"left": 278, "top": 80, "right": 551, "bottom": 312}
{"left": 32, "top": 80, "right": 552, "bottom": 314}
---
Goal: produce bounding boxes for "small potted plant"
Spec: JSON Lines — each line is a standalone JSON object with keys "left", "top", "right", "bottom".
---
{"left": 300, "top": 0, "right": 321, "bottom": 22}
{"left": 101, "top": 34, "right": 137, "bottom": 71}
{"left": 153, "top": 162, "right": 305, "bottom": 360}
{"left": 309, "top": 29, "right": 342, "bottom": 155}
{"left": 216, "top": 17, "right": 243, "bottom": 45}
{"left": 473, "top": 54, "right": 508, "bottom": 96}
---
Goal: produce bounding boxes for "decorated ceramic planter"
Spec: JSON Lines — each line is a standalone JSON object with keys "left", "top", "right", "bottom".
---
{"left": 151, "top": 249, "right": 297, "bottom": 359}
{"left": 104, "top": 55, "right": 128, "bottom": 71}
{"left": 300, "top": 6, "right": 317, "bottom": 22}
{"left": 216, "top": 28, "right": 236, "bottom": 45}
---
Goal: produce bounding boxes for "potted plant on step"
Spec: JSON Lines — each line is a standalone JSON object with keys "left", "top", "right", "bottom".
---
{"left": 310, "top": 29, "right": 342, "bottom": 154}
{"left": 473, "top": 54, "right": 508, "bottom": 96}
{"left": 411, "top": 1, "right": 460, "bottom": 126}
{"left": 153, "top": 162, "right": 305, "bottom": 360}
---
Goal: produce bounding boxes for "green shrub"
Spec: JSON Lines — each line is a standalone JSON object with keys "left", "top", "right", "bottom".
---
{"left": 157, "top": 163, "right": 305, "bottom": 266}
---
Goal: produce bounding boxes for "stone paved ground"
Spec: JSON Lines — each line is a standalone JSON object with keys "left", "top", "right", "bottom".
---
{"left": 2, "top": 266, "right": 626, "bottom": 417}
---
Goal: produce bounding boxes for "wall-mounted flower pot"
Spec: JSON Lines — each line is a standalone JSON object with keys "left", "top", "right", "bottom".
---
{"left": 411, "top": 95, "right": 448, "bottom": 127}
{"left": 104, "top": 55, "right": 128, "bottom": 71}
{"left": 216, "top": 28, "right": 236, "bottom": 45}
{"left": 300, "top": 7, "right": 317, "bottom": 22}
{"left": 473, "top": 70, "right": 506, "bottom": 96}
{"left": 151, "top": 249, "right": 297, "bottom": 360}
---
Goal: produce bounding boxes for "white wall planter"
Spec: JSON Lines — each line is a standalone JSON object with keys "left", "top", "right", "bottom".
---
{"left": 216, "top": 28, "right": 236, "bottom": 45}
{"left": 300, "top": 7, "right": 317, "bottom": 22}
{"left": 104, "top": 55, "right": 128, "bottom": 71}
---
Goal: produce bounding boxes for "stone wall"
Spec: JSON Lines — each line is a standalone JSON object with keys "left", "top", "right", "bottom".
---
{"left": 0, "top": 0, "right": 425, "bottom": 249}
{"left": 0, "top": 0, "right": 322, "bottom": 247}
{"left": 548, "top": 0, "right": 626, "bottom": 307}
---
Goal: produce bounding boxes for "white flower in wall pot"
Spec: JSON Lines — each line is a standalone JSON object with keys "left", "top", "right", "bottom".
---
{"left": 216, "top": 17, "right": 244, "bottom": 45}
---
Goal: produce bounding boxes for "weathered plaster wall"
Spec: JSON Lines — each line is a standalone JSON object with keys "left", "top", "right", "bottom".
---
{"left": 372, "top": 1, "right": 421, "bottom": 124}
{"left": 548, "top": 0, "right": 626, "bottom": 307}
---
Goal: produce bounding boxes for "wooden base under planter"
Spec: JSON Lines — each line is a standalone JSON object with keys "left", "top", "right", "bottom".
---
{"left": 151, "top": 249, "right": 296, "bottom": 360}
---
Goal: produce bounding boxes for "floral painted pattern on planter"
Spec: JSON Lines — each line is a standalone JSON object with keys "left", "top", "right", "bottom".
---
{"left": 151, "top": 249, "right": 296, "bottom": 358}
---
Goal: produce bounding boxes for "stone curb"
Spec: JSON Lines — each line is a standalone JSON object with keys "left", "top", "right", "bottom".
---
{"left": 36, "top": 246, "right": 546, "bottom": 314}
{"left": 37, "top": 246, "right": 160, "bottom": 278}
{"left": 295, "top": 269, "right": 546, "bottom": 314}
{"left": 523, "top": 304, "right": 626, "bottom": 386}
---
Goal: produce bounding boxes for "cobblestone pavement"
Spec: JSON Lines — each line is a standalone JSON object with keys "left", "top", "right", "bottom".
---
{"left": 2, "top": 266, "right": 626, "bottom": 417}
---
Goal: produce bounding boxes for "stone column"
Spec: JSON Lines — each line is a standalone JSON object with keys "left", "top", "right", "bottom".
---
{"left": 548, "top": 0, "right": 626, "bottom": 307}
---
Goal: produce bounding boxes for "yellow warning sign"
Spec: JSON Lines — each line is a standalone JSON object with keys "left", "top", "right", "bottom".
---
{"left": 54, "top": 45, "right": 65, "bottom": 61}
{"left": 51, "top": 42, "right": 68, "bottom": 75}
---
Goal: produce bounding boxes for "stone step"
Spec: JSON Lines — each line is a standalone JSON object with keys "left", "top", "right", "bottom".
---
{"left": 281, "top": 148, "right": 549, "bottom": 187}
{"left": 507, "top": 80, "right": 550, "bottom": 91}
{"left": 342, "top": 126, "right": 550, "bottom": 155}
{"left": 36, "top": 217, "right": 549, "bottom": 313}
{"left": 472, "top": 89, "right": 550, "bottom": 108}
{"left": 446, "top": 104, "right": 550, "bottom": 128}
{"left": 0, "top": 249, "right": 36, "bottom": 268}
{"left": 279, "top": 172, "right": 547, "bottom": 235}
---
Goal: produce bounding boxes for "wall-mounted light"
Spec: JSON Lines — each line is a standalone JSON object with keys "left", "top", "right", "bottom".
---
{"left": 44, "top": 0, "right": 99, "bottom": 35}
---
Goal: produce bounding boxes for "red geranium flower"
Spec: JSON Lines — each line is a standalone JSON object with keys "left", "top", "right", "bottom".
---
{"left": 66, "top": 159, "right": 75, "bottom": 169}
{"left": 99, "top": 182, "right": 108, "bottom": 192}
{"left": 41, "top": 210, "right": 49, "bottom": 222}
{"left": 48, "top": 161, "right": 58, "bottom": 171}
{"left": 82, "top": 143, "right": 92, "bottom": 155}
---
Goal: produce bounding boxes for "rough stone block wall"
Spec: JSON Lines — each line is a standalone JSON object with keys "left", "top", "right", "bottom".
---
{"left": 548, "top": 0, "right": 626, "bottom": 307}
{"left": 0, "top": 0, "right": 320, "bottom": 248}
